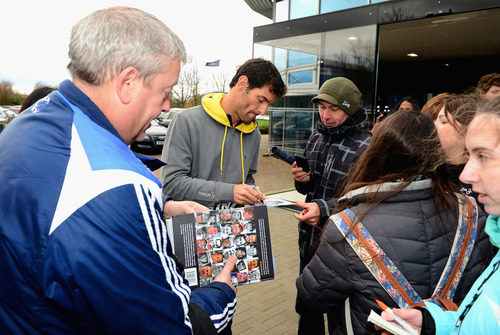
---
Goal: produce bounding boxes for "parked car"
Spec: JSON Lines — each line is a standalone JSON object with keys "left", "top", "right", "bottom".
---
{"left": 130, "top": 118, "right": 167, "bottom": 153}
{"left": 6, "top": 105, "right": 21, "bottom": 114}
{"left": 130, "top": 109, "right": 185, "bottom": 153}
{"left": 0, "top": 107, "right": 14, "bottom": 133}
{"left": 157, "top": 108, "right": 184, "bottom": 128}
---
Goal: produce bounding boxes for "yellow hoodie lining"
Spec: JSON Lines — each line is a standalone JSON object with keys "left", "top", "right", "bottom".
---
{"left": 203, "top": 93, "right": 257, "bottom": 184}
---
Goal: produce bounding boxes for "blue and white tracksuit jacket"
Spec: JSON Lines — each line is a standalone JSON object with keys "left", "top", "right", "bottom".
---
{"left": 0, "top": 80, "right": 236, "bottom": 334}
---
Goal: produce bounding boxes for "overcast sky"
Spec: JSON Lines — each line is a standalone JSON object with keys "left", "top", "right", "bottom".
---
{"left": 0, "top": 0, "right": 272, "bottom": 94}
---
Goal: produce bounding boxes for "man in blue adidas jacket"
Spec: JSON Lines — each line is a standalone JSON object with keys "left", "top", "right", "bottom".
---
{"left": 0, "top": 6, "right": 236, "bottom": 334}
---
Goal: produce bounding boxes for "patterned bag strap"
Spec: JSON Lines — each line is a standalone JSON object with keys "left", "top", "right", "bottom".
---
{"left": 430, "top": 194, "right": 478, "bottom": 311}
{"left": 333, "top": 209, "right": 422, "bottom": 308}
{"left": 332, "top": 198, "right": 478, "bottom": 310}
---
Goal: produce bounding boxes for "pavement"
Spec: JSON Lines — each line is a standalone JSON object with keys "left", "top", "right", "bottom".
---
{"left": 231, "top": 190, "right": 304, "bottom": 335}
{"left": 226, "top": 136, "right": 308, "bottom": 335}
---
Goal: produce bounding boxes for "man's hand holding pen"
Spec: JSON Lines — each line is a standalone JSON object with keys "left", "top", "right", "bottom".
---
{"left": 233, "top": 184, "right": 266, "bottom": 205}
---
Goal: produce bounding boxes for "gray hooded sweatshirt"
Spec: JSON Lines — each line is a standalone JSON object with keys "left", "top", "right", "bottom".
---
{"left": 161, "top": 93, "right": 260, "bottom": 208}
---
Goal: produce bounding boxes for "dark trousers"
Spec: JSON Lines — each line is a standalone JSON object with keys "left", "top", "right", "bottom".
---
{"left": 296, "top": 255, "right": 333, "bottom": 335}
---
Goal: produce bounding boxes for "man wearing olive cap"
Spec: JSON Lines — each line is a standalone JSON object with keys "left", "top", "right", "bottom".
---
{"left": 291, "top": 77, "right": 372, "bottom": 334}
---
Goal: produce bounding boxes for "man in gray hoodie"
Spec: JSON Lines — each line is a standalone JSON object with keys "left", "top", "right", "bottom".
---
{"left": 161, "top": 58, "right": 287, "bottom": 209}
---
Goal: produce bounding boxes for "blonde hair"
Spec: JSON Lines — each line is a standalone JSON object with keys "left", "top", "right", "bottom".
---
{"left": 421, "top": 93, "right": 451, "bottom": 120}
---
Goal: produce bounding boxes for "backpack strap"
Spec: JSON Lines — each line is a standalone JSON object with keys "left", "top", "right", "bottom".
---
{"left": 430, "top": 194, "right": 478, "bottom": 311}
{"left": 332, "top": 209, "right": 422, "bottom": 308}
{"left": 332, "top": 197, "right": 478, "bottom": 310}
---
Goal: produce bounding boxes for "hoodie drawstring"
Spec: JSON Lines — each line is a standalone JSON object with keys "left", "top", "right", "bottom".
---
{"left": 219, "top": 126, "right": 246, "bottom": 184}
{"left": 240, "top": 132, "right": 245, "bottom": 184}
{"left": 220, "top": 126, "right": 228, "bottom": 176}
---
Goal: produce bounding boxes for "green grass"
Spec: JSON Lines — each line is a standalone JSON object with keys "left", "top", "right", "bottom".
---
{"left": 257, "top": 119, "right": 269, "bottom": 134}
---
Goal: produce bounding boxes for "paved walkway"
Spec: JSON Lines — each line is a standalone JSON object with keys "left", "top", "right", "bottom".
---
{"left": 232, "top": 190, "right": 305, "bottom": 335}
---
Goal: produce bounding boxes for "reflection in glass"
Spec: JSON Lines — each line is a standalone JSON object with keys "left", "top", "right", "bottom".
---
{"left": 270, "top": 109, "right": 284, "bottom": 144}
{"left": 259, "top": 24, "right": 376, "bottom": 155}
{"left": 269, "top": 108, "right": 315, "bottom": 153}
{"left": 281, "top": 74, "right": 286, "bottom": 85}
{"left": 320, "top": 0, "right": 366, "bottom": 14}
{"left": 290, "top": 0, "right": 318, "bottom": 20}
{"left": 288, "top": 50, "right": 316, "bottom": 67}
{"left": 274, "top": 48, "right": 287, "bottom": 71}
{"left": 275, "top": 0, "right": 289, "bottom": 22}
{"left": 289, "top": 70, "right": 314, "bottom": 84}
{"left": 320, "top": 25, "right": 376, "bottom": 112}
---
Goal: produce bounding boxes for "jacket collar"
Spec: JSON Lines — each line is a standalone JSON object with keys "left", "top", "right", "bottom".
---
{"left": 58, "top": 80, "right": 123, "bottom": 142}
{"left": 339, "top": 179, "right": 433, "bottom": 203}
{"left": 317, "top": 107, "right": 368, "bottom": 137}
{"left": 486, "top": 215, "right": 500, "bottom": 248}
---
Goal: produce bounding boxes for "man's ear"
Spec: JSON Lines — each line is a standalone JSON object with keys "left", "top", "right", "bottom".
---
{"left": 116, "top": 66, "right": 140, "bottom": 104}
{"left": 236, "top": 75, "right": 249, "bottom": 91}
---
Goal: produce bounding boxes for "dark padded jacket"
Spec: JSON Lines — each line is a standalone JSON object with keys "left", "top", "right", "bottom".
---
{"left": 296, "top": 180, "right": 494, "bottom": 334}
{"left": 295, "top": 107, "right": 371, "bottom": 261}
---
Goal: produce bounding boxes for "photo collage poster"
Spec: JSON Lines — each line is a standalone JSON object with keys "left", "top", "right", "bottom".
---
{"left": 169, "top": 205, "right": 274, "bottom": 288}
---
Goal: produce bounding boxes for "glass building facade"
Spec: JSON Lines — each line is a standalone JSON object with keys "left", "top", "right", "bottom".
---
{"left": 247, "top": 0, "right": 500, "bottom": 154}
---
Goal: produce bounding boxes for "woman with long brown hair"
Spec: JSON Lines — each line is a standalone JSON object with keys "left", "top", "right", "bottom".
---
{"left": 296, "top": 110, "right": 492, "bottom": 334}
{"left": 380, "top": 96, "right": 500, "bottom": 335}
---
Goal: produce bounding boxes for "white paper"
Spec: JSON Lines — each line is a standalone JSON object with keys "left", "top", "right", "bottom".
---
{"left": 263, "top": 198, "right": 295, "bottom": 207}
{"left": 367, "top": 310, "right": 411, "bottom": 335}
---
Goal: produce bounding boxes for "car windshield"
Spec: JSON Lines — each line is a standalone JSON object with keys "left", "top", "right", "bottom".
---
{"left": 157, "top": 112, "right": 169, "bottom": 122}
{"left": 0, "top": 110, "right": 8, "bottom": 120}
{"left": 166, "top": 111, "right": 178, "bottom": 120}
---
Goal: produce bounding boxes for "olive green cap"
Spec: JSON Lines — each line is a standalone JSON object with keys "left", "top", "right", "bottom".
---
{"left": 312, "top": 77, "right": 361, "bottom": 115}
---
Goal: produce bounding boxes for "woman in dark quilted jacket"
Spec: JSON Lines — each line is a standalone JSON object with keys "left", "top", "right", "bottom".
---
{"left": 296, "top": 110, "right": 494, "bottom": 334}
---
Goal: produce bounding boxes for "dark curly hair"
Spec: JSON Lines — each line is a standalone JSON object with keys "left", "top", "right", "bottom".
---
{"left": 229, "top": 58, "right": 286, "bottom": 98}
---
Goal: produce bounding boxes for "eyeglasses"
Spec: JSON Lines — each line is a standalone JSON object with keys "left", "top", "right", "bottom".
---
{"left": 455, "top": 260, "right": 500, "bottom": 327}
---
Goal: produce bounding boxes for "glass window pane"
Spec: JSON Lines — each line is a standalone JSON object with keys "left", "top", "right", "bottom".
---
{"left": 261, "top": 25, "right": 377, "bottom": 156}
{"left": 253, "top": 43, "right": 272, "bottom": 60}
{"left": 290, "top": 0, "right": 318, "bottom": 20}
{"left": 269, "top": 109, "right": 283, "bottom": 144}
{"left": 269, "top": 108, "right": 315, "bottom": 153}
{"left": 371, "top": 0, "right": 390, "bottom": 3}
{"left": 320, "top": 25, "right": 377, "bottom": 113}
{"left": 287, "top": 50, "right": 316, "bottom": 67}
{"left": 275, "top": 0, "right": 289, "bottom": 22}
{"left": 289, "top": 70, "right": 314, "bottom": 84}
{"left": 274, "top": 48, "right": 288, "bottom": 71}
{"left": 320, "top": 0, "right": 367, "bottom": 14}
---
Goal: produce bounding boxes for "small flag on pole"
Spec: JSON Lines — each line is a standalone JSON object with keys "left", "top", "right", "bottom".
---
{"left": 205, "top": 59, "right": 220, "bottom": 67}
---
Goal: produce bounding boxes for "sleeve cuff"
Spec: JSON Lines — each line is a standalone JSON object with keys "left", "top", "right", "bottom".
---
{"left": 416, "top": 307, "right": 436, "bottom": 335}
{"left": 162, "top": 195, "right": 173, "bottom": 208}
{"left": 313, "top": 198, "right": 330, "bottom": 218}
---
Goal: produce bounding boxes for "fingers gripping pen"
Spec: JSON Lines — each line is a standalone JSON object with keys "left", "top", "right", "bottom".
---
{"left": 376, "top": 300, "right": 418, "bottom": 335}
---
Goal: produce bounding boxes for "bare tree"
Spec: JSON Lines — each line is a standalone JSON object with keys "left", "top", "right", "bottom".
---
{"left": 0, "top": 80, "right": 14, "bottom": 104}
{"left": 0, "top": 80, "right": 25, "bottom": 105}
{"left": 171, "top": 66, "right": 201, "bottom": 108}
{"left": 210, "top": 72, "right": 229, "bottom": 93}
{"left": 186, "top": 67, "right": 201, "bottom": 106}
